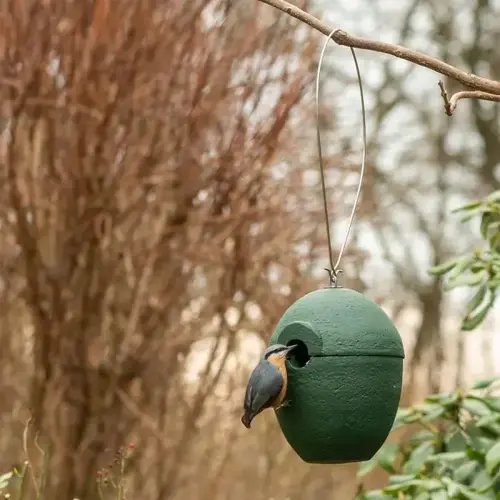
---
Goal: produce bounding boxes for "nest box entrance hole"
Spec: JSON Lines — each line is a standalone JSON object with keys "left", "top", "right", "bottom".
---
{"left": 286, "top": 340, "right": 310, "bottom": 368}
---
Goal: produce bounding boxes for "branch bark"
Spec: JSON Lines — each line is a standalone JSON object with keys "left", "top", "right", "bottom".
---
{"left": 258, "top": 0, "right": 500, "bottom": 112}
{"left": 439, "top": 80, "right": 500, "bottom": 115}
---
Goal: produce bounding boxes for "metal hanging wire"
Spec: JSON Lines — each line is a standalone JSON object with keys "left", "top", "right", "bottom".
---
{"left": 315, "top": 29, "right": 367, "bottom": 288}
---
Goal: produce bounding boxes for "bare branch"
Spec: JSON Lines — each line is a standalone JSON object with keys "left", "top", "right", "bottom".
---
{"left": 438, "top": 80, "right": 453, "bottom": 116}
{"left": 438, "top": 80, "right": 500, "bottom": 115}
{"left": 451, "top": 90, "right": 500, "bottom": 109}
{"left": 258, "top": 0, "right": 500, "bottom": 97}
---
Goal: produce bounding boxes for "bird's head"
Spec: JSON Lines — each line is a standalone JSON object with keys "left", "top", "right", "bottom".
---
{"left": 263, "top": 343, "right": 296, "bottom": 363}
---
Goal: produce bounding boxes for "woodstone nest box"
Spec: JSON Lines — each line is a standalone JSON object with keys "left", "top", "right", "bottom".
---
{"left": 269, "top": 287, "right": 405, "bottom": 464}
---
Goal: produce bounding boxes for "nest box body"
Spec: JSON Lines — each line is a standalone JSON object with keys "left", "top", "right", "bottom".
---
{"left": 269, "top": 287, "right": 404, "bottom": 464}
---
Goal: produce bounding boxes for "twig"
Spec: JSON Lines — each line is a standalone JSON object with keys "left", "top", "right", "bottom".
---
{"left": 257, "top": 0, "right": 500, "bottom": 97}
{"left": 22, "top": 418, "right": 40, "bottom": 498}
{"left": 438, "top": 80, "right": 500, "bottom": 115}
{"left": 438, "top": 80, "right": 452, "bottom": 116}
{"left": 450, "top": 90, "right": 500, "bottom": 113}
{"left": 34, "top": 433, "right": 49, "bottom": 500}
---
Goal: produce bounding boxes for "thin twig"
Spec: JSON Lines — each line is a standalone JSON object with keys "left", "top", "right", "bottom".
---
{"left": 449, "top": 90, "right": 500, "bottom": 113}
{"left": 33, "top": 433, "right": 48, "bottom": 500}
{"left": 22, "top": 418, "right": 40, "bottom": 498}
{"left": 257, "top": 0, "right": 500, "bottom": 96}
{"left": 438, "top": 80, "right": 500, "bottom": 115}
{"left": 438, "top": 80, "right": 452, "bottom": 116}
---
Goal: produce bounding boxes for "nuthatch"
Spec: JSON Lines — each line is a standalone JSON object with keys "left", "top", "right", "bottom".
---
{"left": 241, "top": 344, "right": 296, "bottom": 428}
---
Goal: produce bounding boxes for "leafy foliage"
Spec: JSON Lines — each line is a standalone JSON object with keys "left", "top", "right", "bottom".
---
{"left": 429, "top": 191, "right": 500, "bottom": 331}
{"left": 356, "top": 378, "right": 500, "bottom": 499}
{"left": 358, "top": 192, "right": 500, "bottom": 499}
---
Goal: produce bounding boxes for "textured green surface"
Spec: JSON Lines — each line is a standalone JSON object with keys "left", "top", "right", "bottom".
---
{"left": 269, "top": 287, "right": 405, "bottom": 464}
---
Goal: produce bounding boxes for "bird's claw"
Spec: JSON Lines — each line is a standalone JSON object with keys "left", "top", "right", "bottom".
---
{"left": 276, "top": 400, "right": 292, "bottom": 410}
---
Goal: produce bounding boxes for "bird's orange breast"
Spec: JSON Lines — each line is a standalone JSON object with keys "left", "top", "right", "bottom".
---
{"left": 268, "top": 354, "right": 288, "bottom": 407}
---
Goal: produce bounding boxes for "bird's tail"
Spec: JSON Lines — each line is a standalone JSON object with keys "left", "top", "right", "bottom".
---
{"left": 241, "top": 411, "right": 253, "bottom": 429}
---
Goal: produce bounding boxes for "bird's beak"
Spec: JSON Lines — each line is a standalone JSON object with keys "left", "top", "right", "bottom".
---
{"left": 285, "top": 344, "right": 297, "bottom": 355}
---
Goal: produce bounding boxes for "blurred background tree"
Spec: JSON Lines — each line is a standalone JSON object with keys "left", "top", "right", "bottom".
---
{"left": 0, "top": 0, "right": 499, "bottom": 499}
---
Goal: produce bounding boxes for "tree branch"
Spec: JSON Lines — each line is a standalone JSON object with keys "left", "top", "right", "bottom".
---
{"left": 258, "top": 0, "right": 500, "bottom": 111}
{"left": 438, "top": 80, "right": 500, "bottom": 115}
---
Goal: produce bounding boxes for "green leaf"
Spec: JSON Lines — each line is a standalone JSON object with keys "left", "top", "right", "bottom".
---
{"left": 428, "top": 259, "right": 459, "bottom": 276}
{"left": 482, "top": 396, "right": 500, "bottom": 412}
{"left": 422, "top": 406, "right": 446, "bottom": 421}
{"left": 452, "top": 200, "right": 482, "bottom": 213}
{"left": 426, "top": 451, "right": 466, "bottom": 463}
{"left": 441, "top": 393, "right": 460, "bottom": 408}
{"left": 358, "top": 443, "right": 400, "bottom": 477}
{"left": 377, "top": 443, "right": 400, "bottom": 474}
{"left": 393, "top": 407, "right": 413, "bottom": 427}
{"left": 470, "top": 468, "right": 495, "bottom": 492}
{"left": 444, "top": 272, "right": 483, "bottom": 291}
{"left": 489, "top": 231, "right": 500, "bottom": 250}
{"left": 443, "top": 477, "right": 490, "bottom": 498}
{"left": 442, "top": 476, "right": 460, "bottom": 496}
{"left": 463, "top": 397, "right": 491, "bottom": 418}
{"left": 413, "top": 402, "right": 446, "bottom": 421}
{"left": 472, "top": 377, "right": 500, "bottom": 390}
{"left": 445, "top": 428, "right": 468, "bottom": 452}
{"left": 404, "top": 412, "right": 427, "bottom": 424}
{"left": 453, "top": 460, "right": 478, "bottom": 483}
{"left": 485, "top": 441, "right": 500, "bottom": 476}
{"left": 413, "top": 402, "right": 438, "bottom": 413}
{"left": 384, "top": 479, "right": 442, "bottom": 493}
{"left": 456, "top": 484, "right": 489, "bottom": 500}
{"left": 0, "top": 471, "right": 13, "bottom": 490}
{"left": 403, "top": 441, "right": 435, "bottom": 474}
{"left": 461, "top": 304, "right": 491, "bottom": 330}
{"left": 465, "top": 422, "right": 494, "bottom": 454}
{"left": 465, "top": 447, "right": 486, "bottom": 463}
{"left": 464, "top": 284, "right": 488, "bottom": 317}
{"left": 429, "top": 490, "right": 447, "bottom": 500}
{"left": 447, "top": 256, "right": 474, "bottom": 280}
{"left": 425, "top": 392, "right": 458, "bottom": 406}
{"left": 462, "top": 291, "right": 495, "bottom": 330}
{"left": 475, "top": 469, "right": 500, "bottom": 494}
{"left": 475, "top": 414, "right": 500, "bottom": 428}
{"left": 408, "top": 431, "right": 435, "bottom": 445}
{"left": 477, "top": 423, "right": 500, "bottom": 439}
{"left": 470, "top": 262, "right": 487, "bottom": 273}
{"left": 487, "top": 277, "right": 500, "bottom": 288}
{"left": 413, "top": 493, "right": 431, "bottom": 500}
{"left": 389, "top": 474, "right": 416, "bottom": 485}
{"left": 481, "top": 213, "right": 492, "bottom": 239}
{"left": 480, "top": 210, "right": 500, "bottom": 241}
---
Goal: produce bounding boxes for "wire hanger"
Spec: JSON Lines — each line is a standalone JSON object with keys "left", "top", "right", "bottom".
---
{"left": 315, "top": 29, "right": 367, "bottom": 288}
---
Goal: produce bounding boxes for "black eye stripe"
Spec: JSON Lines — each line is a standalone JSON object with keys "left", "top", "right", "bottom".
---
{"left": 265, "top": 346, "right": 287, "bottom": 358}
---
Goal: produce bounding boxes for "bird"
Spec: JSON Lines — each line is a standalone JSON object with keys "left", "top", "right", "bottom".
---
{"left": 241, "top": 344, "right": 297, "bottom": 429}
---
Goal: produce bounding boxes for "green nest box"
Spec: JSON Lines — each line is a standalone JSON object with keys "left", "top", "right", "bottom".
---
{"left": 269, "top": 287, "right": 404, "bottom": 464}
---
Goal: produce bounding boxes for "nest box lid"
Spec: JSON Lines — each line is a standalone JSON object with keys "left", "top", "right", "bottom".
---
{"left": 270, "top": 287, "right": 405, "bottom": 359}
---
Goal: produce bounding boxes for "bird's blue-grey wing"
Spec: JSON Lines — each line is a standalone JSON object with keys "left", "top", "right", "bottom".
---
{"left": 244, "top": 361, "right": 283, "bottom": 414}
